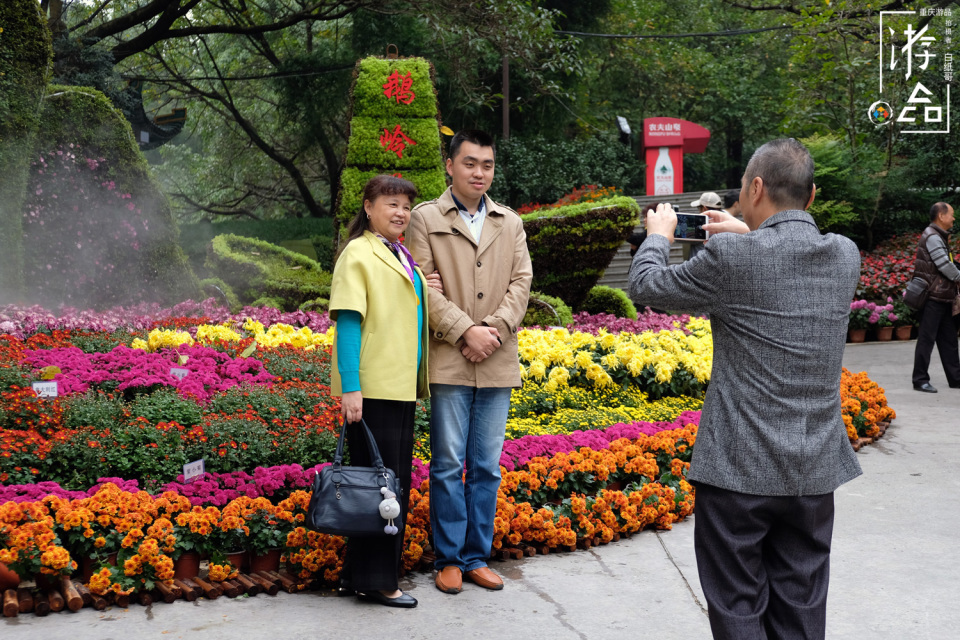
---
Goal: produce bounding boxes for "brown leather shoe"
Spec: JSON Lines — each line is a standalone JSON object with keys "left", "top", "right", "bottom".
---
{"left": 464, "top": 566, "right": 503, "bottom": 590}
{"left": 435, "top": 566, "right": 462, "bottom": 594}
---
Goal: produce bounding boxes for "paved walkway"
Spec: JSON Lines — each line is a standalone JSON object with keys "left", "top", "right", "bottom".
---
{"left": 3, "top": 341, "right": 958, "bottom": 639}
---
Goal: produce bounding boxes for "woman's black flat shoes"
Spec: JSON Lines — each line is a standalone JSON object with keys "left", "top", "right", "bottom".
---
{"left": 356, "top": 591, "right": 418, "bottom": 608}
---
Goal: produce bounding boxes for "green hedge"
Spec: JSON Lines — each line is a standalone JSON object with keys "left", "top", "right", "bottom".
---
{"left": 0, "top": 0, "right": 52, "bottom": 301}
{"left": 353, "top": 57, "right": 438, "bottom": 119}
{"left": 522, "top": 196, "right": 640, "bottom": 309}
{"left": 335, "top": 56, "right": 447, "bottom": 237}
{"left": 523, "top": 292, "right": 573, "bottom": 327}
{"left": 580, "top": 285, "right": 637, "bottom": 319}
{"left": 205, "top": 234, "right": 331, "bottom": 311}
{"left": 180, "top": 217, "right": 334, "bottom": 272}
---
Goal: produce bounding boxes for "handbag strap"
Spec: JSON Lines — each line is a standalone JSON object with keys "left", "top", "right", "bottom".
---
{"left": 332, "top": 417, "right": 390, "bottom": 485}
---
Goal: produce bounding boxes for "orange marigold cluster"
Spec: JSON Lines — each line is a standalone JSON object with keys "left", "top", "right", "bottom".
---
{"left": 841, "top": 368, "right": 896, "bottom": 441}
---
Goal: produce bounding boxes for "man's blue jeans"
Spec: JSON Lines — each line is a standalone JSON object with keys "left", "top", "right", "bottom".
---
{"left": 429, "top": 384, "right": 511, "bottom": 572}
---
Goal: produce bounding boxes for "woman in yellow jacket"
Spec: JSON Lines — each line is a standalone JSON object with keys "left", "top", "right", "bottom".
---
{"left": 329, "top": 175, "right": 434, "bottom": 608}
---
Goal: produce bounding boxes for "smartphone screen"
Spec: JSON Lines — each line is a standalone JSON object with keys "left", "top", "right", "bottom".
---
{"left": 674, "top": 213, "right": 708, "bottom": 241}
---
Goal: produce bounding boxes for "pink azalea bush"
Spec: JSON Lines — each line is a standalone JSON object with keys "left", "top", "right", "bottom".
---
{"left": 0, "top": 299, "right": 332, "bottom": 339}
{"left": 567, "top": 310, "right": 697, "bottom": 335}
{"left": 23, "top": 344, "right": 276, "bottom": 402}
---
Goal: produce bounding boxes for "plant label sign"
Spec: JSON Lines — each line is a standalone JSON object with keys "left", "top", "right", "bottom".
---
{"left": 170, "top": 367, "right": 190, "bottom": 380}
{"left": 183, "top": 460, "right": 205, "bottom": 483}
{"left": 32, "top": 381, "right": 58, "bottom": 398}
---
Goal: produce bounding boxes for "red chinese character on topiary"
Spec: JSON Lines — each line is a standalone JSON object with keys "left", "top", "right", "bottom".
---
{"left": 380, "top": 125, "right": 416, "bottom": 159}
{"left": 383, "top": 70, "right": 415, "bottom": 105}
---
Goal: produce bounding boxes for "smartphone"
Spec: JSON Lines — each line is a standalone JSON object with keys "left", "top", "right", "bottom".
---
{"left": 674, "top": 213, "right": 709, "bottom": 242}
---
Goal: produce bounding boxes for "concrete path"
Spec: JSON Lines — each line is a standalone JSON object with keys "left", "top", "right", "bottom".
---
{"left": 3, "top": 341, "right": 958, "bottom": 639}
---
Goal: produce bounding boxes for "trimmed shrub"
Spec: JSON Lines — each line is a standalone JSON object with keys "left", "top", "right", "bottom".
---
{"left": 0, "top": 0, "right": 53, "bottom": 300}
{"left": 523, "top": 292, "right": 573, "bottom": 328}
{"left": 522, "top": 196, "right": 640, "bottom": 309}
{"left": 580, "top": 285, "right": 637, "bottom": 319}
{"left": 334, "top": 56, "right": 447, "bottom": 237}
{"left": 205, "top": 234, "right": 332, "bottom": 311}
{"left": 199, "top": 277, "right": 240, "bottom": 312}
{"left": 23, "top": 86, "right": 200, "bottom": 308}
{"left": 179, "top": 217, "right": 334, "bottom": 272}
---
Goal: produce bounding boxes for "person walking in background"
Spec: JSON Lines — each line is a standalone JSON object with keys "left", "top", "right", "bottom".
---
{"left": 688, "top": 192, "right": 723, "bottom": 260}
{"left": 404, "top": 130, "right": 532, "bottom": 596}
{"left": 911, "top": 202, "right": 960, "bottom": 393}
{"left": 329, "top": 175, "right": 438, "bottom": 609}
{"left": 629, "top": 138, "right": 862, "bottom": 639}
{"left": 722, "top": 190, "right": 741, "bottom": 218}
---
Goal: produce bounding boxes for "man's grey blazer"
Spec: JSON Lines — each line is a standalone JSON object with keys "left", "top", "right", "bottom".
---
{"left": 629, "top": 210, "right": 862, "bottom": 496}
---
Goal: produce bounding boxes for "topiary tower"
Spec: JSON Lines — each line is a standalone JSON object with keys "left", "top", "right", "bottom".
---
{"left": 0, "top": 0, "right": 52, "bottom": 302}
{"left": 335, "top": 55, "right": 448, "bottom": 243}
{"left": 1, "top": 0, "right": 199, "bottom": 310}
{"left": 22, "top": 86, "right": 200, "bottom": 308}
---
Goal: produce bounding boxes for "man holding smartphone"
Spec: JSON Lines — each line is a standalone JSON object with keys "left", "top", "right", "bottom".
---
{"left": 629, "top": 138, "right": 861, "bottom": 640}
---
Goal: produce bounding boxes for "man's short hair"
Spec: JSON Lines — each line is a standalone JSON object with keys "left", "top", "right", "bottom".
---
{"left": 449, "top": 130, "right": 496, "bottom": 161}
{"left": 723, "top": 190, "right": 740, "bottom": 209}
{"left": 930, "top": 201, "right": 951, "bottom": 222}
{"left": 743, "top": 138, "right": 814, "bottom": 211}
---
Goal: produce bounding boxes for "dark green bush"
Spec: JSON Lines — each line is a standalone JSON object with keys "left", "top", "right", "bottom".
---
{"left": 490, "top": 135, "right": 643, "bottom": 207}
{"left": 208, "top": 384, "right": 293, "bottom": 423}
{"left": 127, "top": 388, "right": 203, "bottom": 427}
{"left": 580, "top": 285, "right": 637, "bottom": 319}
{"left": 522, "top": 196, "right": 640, "bottom": 309}
{"left": 522, "top": 292, "right": 573, "bottom": 327}
{"left": 62, "top": 392, "right": 126, "bottom": 430}
{"left": 187, "top": 416, "right": 275, "bottom": 474}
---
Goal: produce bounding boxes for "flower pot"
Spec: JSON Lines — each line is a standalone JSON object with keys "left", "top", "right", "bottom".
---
{"left": 81, "top": 552, "right": 118, "bottom": 582}
{"left": 174, "top": 551, "right": 201, "bottom": 580}
{"left": 0, "top": 562, "right": 19, "bottom": 591}
{"left": 895, "top": 325, "right": 913, "bottom": 340}
{"left": 848, "top": 328, "right": 867, "bottom": 343}
{"left": 225, "top": 550, "right": 249, "bottom": 572}
{"left": 248, "top": 548, "right": 282, "bottom": 574}
{"left": 875, "top": 326, "right": 894, "bottom": 341}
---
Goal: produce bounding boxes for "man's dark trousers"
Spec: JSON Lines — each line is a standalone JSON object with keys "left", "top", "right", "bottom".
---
{"left": 912, "top": 299, "right": 960, "bottom": 387}
{"left": 693, "top": 483, "right": 835, "bottom": 640}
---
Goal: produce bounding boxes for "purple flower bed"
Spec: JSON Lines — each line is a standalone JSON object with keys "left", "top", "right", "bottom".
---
{"left": 23, "top": 344, "right": 276, "bottom": 402}
{"left": 566, "top": 310, "right": 698, "bottom": 335}
{"left": 0, "top": 299, "right": 332, "bottom": 339}
{"left": 498, "top": 410, "right": 701, "bottom": 471}
{"left": 0, "top": 414, "right": 701, "bottom": 505}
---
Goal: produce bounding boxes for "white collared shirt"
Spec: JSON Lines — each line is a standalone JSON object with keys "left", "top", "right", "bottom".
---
{"left": 454, "top": 195, "right": 486, "bottom": 242}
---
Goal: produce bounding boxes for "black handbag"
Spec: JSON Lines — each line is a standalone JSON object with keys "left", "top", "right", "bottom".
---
{"left": 306, "top": 418, "right": 399, "bottom": 537}
{"left": 903, "top": 276, "right": 930, "bottom": 311}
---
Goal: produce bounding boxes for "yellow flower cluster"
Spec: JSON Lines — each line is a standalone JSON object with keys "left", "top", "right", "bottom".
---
{"left": 517, "top": 320, "right": 712, "bottom": 395}
{"left": 130, "top": 321, "right": 336, "bottom": 352}
{"left": 251, "top": 322, "right": 334, "bottom": 350}
{"left": 131, "top": 329, "right": 195, "bottom": 352}
{"left": 507, "top": 380, "right": 702, "bottom": 439}
{"left": 195, "top": 324, "right": 244, "bottom": 343}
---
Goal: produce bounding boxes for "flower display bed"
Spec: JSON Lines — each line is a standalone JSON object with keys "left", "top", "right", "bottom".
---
{"left": 0, "top": 303, "right": 895, "bottom": 617}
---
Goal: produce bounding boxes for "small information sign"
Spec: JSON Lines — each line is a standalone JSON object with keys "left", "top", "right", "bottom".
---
{"left": 183, "top": 459, "right": 205, "bottom": 483}
{"left": 170, "top": 367, "right": 190, "bottom": 380}
{"left": 32, "top": 381, "right": 58, "bottom": 398}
